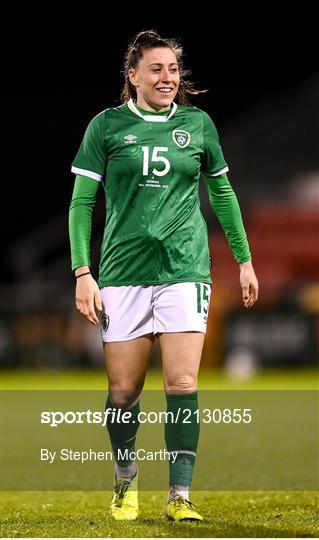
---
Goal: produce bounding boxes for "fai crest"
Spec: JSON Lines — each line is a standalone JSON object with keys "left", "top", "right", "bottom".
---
{"left": 102, "top": 313, "right": 109, "bottom": 332}
{"left": 172, "top": 129, "right": 191, "bottom": 148}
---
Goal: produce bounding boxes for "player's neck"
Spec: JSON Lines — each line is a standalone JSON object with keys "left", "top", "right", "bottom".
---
{"left": 135, "top": 99, "right": 172, "bottom": 114}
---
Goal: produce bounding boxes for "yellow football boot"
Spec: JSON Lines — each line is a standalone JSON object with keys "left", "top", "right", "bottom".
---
{"left": 166, "top": 496, "right": 203, "bottom": 522}
{"left": 110, "top": 473, "right": 138, "bottom": 520}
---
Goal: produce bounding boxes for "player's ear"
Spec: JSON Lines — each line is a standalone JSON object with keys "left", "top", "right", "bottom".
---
{"left": 128, "top": 68, "right": 138, "bottom": 88}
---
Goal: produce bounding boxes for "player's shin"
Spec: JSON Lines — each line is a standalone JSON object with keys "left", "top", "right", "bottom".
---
{"left": 105, "top": 395, "right": 140, "bottom": 479}
{"left": 165, "top": 391, "right": 200, "bottom": 500}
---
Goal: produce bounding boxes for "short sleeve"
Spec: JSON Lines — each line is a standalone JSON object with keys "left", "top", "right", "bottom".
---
{"left": 71, "top": 112, "right": 107, "bottom": 182}
{"left": 201, "top": 111, "right": 229, "bottom": 177}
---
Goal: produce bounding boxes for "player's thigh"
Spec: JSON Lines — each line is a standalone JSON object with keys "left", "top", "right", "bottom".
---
{"left": 153, "top": 281, "right": 210, "bottom": 391}
{"left": 159, "top": 331, "right": 205, "bottom": 392}
{"left": 103, "top": 334, "right": 155, "bottom": 404}
{"left": 100, "top": 285, "right": 153, "bottom": 342}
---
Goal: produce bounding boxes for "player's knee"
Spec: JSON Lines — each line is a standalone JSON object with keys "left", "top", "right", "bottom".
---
{"left": 109, "top": 387, "right": 141, "bottom": 409}
{"left": 165, "top": 375, "right": 197, "bottom": 394}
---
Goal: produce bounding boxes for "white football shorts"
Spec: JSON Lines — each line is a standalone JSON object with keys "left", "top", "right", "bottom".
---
{"left": 100, "top": 282, "right": 211, "bottom": 342}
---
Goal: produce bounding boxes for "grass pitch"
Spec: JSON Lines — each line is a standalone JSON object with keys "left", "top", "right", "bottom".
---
{"left": 1, "top": 368, "right": 318, "bottom": 537}
{"left": 2, "top": 490, "right": 318, "bottom": 538}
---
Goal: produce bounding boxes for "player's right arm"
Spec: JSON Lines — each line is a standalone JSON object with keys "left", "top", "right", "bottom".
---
{"left": 69, "top": 174, "right": 102, "bottom": 325}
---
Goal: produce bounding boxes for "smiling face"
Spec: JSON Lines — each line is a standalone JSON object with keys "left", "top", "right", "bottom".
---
{"left": 128, "top": 47, "right": 180, "bottom": 112}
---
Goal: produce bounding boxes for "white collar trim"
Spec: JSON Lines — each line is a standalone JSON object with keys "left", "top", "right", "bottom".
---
{"left": 127, "top": 98, "right": 177, "bottom": 122}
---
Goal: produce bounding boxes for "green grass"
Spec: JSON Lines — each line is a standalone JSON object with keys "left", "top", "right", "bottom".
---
{"left": 2, "top": 367, "right": 319, "bottom": 390}
{"left": 1, "top": 490, "right": 318, "bottom": 537}
{"left": 1, "top": 368, "right": 318, "bottom": 537}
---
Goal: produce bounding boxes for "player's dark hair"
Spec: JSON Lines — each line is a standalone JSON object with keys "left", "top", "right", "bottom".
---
{"left": 121, "top": 30, "right": 205, "bottom": 106}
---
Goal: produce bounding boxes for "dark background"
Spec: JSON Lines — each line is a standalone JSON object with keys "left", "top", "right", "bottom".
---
{"left": 4, "top": 12, "right": 319, "bottom": 369}
{"left": 10, "top": 14, "right": 318, "bottom": 249}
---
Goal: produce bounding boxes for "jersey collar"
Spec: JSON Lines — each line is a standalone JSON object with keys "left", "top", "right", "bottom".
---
{"left": 127, "top": 98, "right": 178, "bottom": 122}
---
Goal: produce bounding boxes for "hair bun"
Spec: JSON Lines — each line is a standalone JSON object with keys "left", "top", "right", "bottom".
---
{"left": 131, "top": 30, "right": 161, "bottom": 48}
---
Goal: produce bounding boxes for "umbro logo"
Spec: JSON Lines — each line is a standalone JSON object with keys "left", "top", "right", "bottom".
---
{"left": 124, "top": 134, "right": 138, "bottom": 144}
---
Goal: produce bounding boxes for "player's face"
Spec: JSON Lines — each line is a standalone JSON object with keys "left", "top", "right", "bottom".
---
{"left": 129, "top": 47, "right": 180, "bottom": 112}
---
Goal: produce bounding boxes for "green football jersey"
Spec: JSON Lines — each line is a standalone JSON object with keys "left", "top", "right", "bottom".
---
{"left": 71, "top": 99, "right": 229, "bottom": 287}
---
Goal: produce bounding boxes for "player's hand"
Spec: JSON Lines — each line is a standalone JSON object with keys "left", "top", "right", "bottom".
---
{"left": 75, "top": 274, "right": 102, "bottom": 325}
{"left": 239, "top": 261, "right": 259, "bottom": 308}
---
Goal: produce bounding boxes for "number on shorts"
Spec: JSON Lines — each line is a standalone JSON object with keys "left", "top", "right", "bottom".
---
{"left": 195, "top": 283, "right": 210, "bottom": 314}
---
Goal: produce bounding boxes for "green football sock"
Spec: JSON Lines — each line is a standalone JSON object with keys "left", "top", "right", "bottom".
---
{"left": 105, "top": 396, "right": 140, "bottom": 467}
{"left": 165, "top": 391, "right": 200, "bottom": 488}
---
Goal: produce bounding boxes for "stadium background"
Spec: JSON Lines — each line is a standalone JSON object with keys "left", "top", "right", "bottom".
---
{"left": 4, "top": 16, "right": 319, "bottom": 375}
{"left": 2, "top": 12, "right": 319, "bottom": 538}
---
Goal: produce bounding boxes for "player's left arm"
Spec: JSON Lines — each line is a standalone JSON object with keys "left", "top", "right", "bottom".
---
{"left": 204, "top": 172, "right": 259, "bottom": 308}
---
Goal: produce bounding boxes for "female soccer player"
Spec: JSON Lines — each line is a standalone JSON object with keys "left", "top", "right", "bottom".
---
{"left": 69, "top": 30, "right": 258, "bottom": 522}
